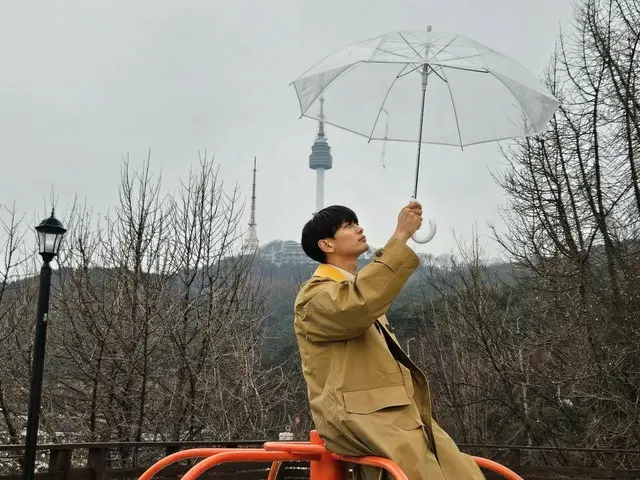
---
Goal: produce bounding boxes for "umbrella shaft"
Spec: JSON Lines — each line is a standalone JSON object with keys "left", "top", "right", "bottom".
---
{"left": 413, "top": 68, "right": 428, "bottom": 199}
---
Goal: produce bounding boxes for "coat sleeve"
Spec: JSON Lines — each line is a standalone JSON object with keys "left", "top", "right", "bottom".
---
{"left": 297, "top": 237, "right": 420, "bottom": 342}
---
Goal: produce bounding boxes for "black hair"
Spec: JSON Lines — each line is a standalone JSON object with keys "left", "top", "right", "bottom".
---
{"left": 301, "top": 205, "right": 359, "bottom": 263}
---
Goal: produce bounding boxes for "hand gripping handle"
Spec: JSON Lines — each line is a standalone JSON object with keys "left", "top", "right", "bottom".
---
{"left": 409, "top": 196, "right": 437, "bottom": 244}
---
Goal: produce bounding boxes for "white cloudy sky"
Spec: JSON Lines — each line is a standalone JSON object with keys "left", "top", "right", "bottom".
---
{"left": 0, "top": 0, "right": 575, "bottom": 260}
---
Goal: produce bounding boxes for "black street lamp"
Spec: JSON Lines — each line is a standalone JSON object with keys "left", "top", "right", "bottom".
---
{"left": 23, "top": 210, "right": 66, "bottom": 480}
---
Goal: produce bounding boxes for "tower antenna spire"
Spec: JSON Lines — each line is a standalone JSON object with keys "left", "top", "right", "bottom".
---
{"left": 318, "top": 95, "right": 325, "bottom": 138}
{"left": 249, "top": 156, "right": 257, "bottom": 228}
{"left": 243, "top": 157, "right": 259, "bottom": 254}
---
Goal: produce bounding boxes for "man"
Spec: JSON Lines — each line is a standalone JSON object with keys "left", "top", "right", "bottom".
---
{"left": 294, "top": 202, "right": 485, "bottom": 480}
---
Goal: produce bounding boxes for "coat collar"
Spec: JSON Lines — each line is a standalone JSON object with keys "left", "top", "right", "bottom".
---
{"left": 313, "top": 263, "right": 348, "bottom": 282}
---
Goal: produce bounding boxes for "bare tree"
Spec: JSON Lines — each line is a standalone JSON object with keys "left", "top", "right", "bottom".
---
{"left": 489, "top": 0, "right": 640, "bottom": 449}
{"left": 413, "top": 235, "right": 540, "bottom": 446}
{"left": 51, "top": 153, "right": 173, "bottom": 449}
{"left": 37, "top": 152, "right": 293, "bottom": 458}
{"left": 0, "top": 204, "right": 33, "bottom": 444}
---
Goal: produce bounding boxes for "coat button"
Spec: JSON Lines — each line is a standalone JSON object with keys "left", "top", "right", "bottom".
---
{"left": 375, "top": 250, "right": 383, "bottom": 257}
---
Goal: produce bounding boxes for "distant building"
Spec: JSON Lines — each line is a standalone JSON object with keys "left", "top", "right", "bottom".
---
{"left": 259, "top": 240, "right": 313, "bottom": 266}
{"left": 282, "top": 240, "right": 308, "bottom": 263}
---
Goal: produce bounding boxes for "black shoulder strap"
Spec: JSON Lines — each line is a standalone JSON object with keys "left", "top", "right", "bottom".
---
{"left": 374, "top": 320, "right": 439, "bottom": 459}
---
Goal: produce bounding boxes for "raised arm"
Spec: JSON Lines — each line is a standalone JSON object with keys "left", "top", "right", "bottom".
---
{"left": 297, "top": 236, "right": 420, "bottom": 341}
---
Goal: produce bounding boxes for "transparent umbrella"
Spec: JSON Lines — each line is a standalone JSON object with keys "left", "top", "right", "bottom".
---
{"left": 291, "top": 27, "right": 560, "bottom": 243}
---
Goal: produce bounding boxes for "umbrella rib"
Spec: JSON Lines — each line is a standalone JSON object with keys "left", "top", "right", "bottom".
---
{"left": 429, "top": 35, "right": 459, "bottom": 61}
{"left": 431, "top": 64, "right": 488, "bottom": 74}
{"left": 365, "top": 60, "right": 426, "bottom": 65}
{"left": 398, "top": 32, "right": 425, "bottom": 62}
{"left": 302, "top": 115, "right": 376, "bottom": 140}
{"left": 405, "top": 31, "right": 432, "bottom": 59}
{"left": 397, "top": 63, "right": 424, "bottom": 78}
{"left": 435, "top": 52, "right": 487, "bottom": 64}
{"left": 374, "top": 46, "right": 415, "bottom": 61}
{"left": 367, "top": 63, "right": 414, "bottom": 141}
{"left": 439, "top": 66, "right": 464, "bottom": 148}
{"left": 366, "top": 134, "right": 530, "bottom": 146}
{"left": 427, "top": 65, "right": 447, "bottom": 83}
{"left": 371, "top": 34, "right": 388, "bottom": 58}
{"left": 405, "top": 31, "right": 427, "bottom": 44}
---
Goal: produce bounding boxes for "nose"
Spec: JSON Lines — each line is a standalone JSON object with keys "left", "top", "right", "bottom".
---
{"left": 356, "top": 225, "right": 364, "bottom": 234}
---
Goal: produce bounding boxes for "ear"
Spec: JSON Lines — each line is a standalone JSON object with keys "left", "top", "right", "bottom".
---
{"left": 318, "top": 239, "right": 334, "bottom": 254}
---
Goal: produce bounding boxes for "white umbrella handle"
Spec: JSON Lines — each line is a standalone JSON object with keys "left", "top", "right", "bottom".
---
{"left": 412, "top": 218, "right": 437, "bottom": 244}
{"left": 409, "top": 191, "right": 437, "bottom": 244}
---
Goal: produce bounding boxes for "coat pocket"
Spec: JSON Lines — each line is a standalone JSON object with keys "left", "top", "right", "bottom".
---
{"left": 342, "top": 385, "right": 412, "bottom": 414}
{"left": 377, "top": 361, "right": 402, "bottom": 374}
{"left": 392, "top": 408, "right": 423, "bottom": 431}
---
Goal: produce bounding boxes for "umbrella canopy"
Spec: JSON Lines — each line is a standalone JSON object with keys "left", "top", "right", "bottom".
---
{"left": 292, "top": 30, "right": 560, "bottom": 148}
{"left": 291, "top": 29, "right": 560, "bottom": 243}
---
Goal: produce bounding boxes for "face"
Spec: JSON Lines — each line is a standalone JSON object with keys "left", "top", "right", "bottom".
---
{"left": 320, "top": 220, "right": 369, "bottom": 259}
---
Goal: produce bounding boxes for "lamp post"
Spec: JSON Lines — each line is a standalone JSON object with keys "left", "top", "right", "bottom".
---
{"left": 23, "top": 210, "right": 66, "bottom": 480}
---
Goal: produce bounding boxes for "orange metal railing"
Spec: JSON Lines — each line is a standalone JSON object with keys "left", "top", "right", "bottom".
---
{"left": 139, "top": 430, "right": 524, "bottom": 480}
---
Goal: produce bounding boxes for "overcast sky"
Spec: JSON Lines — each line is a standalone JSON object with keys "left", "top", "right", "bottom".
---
{"left": 0, "top": 0, "right": 576, "bottom": 260}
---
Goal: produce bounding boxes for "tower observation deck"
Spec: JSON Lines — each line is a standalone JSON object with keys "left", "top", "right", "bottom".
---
{"left": 308, "top": 95, "right": 333, "bottom": 214}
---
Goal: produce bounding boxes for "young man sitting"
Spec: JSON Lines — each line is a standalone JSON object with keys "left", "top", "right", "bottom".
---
{"left": 294, "top": 202, "right": 485, "bottom": 480}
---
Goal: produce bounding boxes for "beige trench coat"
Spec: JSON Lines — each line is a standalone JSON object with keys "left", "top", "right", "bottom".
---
{"left": 294, "top": 237, "right": 485, "bottom": 480}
